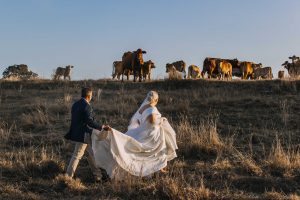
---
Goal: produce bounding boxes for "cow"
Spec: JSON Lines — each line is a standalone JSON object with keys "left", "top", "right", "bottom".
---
{"left": 239, "top": 61, "right": 256, "bottom": 79}
{"left": 225, "top": 58, "right": 241, "bottom": 78}
{"left": 187, "top": 65, "right": 201, "bottom": 79}
{"left": 112, "top": 61, "right": 123, "bottom": 80}
{"left": 201, "top": 57, "right": 220, "bottom": 79}
{"left": 282, "top": 61, "right": 300, "bottom": 78}
{"left": 141, "top": 60, "right": 155, "bottom": 81}
{"left": 167, "top": 65, "right": 183, "bottom": 80}
{"left": 278, "top": 70, "right": 285, "bottom": 79}
{"left": 166, "top": 60, "right": 186, "bottom": 78}
{"left": 121, "top": 49, "right": 146, "bottom": 82}
{"left": 253, "top": 67, "right": 273, "bottom": 80}
{"left": 54, "top": 65, "right": 74, "bottom": 80}
{"left": 218, "top": 61, "right": 232, "bottom": 80}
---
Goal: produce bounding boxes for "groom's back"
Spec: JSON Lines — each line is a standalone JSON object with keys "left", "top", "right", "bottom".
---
{"left": 68, "top": 98, "right": 89, "bottom": 142}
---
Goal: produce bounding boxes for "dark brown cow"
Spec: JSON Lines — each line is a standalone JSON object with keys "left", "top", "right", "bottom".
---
{"left": 226, "top": 59, "right": 241, "bottom": 77}
{"left": 201, "top": 57, "right": 220, "bottom": 78}
{"left": 141, "top": 60, "right": 155, "bottom": 81}
{"left": 218, "top": 61, "right": 232, "bottom": 80}
{"left": 166, "top": 60, "right": 186, "bottom": 78}
{"left": 121, "top": 49, "right": 146, "bottom": 82}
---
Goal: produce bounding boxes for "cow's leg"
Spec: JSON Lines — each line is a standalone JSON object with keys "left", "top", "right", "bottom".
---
{"left": 139, "top": 70, "right": 142, "bottom": 82}
{"left": 242, "top": 73, "right": 245, "bottom": 80}
{"left": 133, "top": 70, "right": 136, "bottom": 82}
{"left": 127, "top": 71, "right": 130, "bottom": 80}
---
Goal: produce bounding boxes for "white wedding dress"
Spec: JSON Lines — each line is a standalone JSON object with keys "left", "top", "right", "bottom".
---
{"left": 91, "top": 104, "right": 178, "bottom": 179}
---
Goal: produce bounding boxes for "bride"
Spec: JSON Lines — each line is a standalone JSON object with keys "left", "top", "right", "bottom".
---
{"left": 91, "top": 91, "right": 178, "bottom": 179}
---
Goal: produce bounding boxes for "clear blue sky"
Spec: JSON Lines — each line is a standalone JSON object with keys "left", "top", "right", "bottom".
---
{"left": 1, "top": 0, "right": 299, "bottom": 79}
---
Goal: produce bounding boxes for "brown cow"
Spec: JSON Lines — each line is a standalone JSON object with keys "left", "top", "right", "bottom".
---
{"left": 278, "top": 70, "right": 284, "bottom": 79}
{"left": 166, "top": 60, "right": 186, "bottom": 78}
{"left": 112, "top": 61, "right": 123, "bottom": 80}
{"left": 239, "top": 61, "right": 255, "bottom": 79}
{"left": 187, "top": 65, "right": 201, "bottom": 79}
{"left": 253, "top": 67, "right": 273, "bottom": 80}
{"left": 112, "top": 61, "right": 132, "bottom": 80}
{"left": 201, "top": 57, "right": 220, "bottom": 78}
{"left": 122, "top": 49, "right": 146, "bottom": 82}
{"left": 141, "top": 60, "right": 155, "bottom": 81}
{"left": 218, "top": 61, "right": 232, "bottom": 80}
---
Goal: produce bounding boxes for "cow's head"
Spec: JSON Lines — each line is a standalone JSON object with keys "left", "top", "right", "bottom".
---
{"left": 143, "top": 60, "right": 155, "bottom": 73}
{"left": 289, "top": 55, "right": 300, "bottom": 62}
{"left": 252, "top": 63, "right": 262, "bottom": 70}
{"left": 257, "top": 63, "right": 262, "bottom": 68}
{"left": 231, "top": 58, "right": 239, "bottom": 66}
{"left": 166, "top": 63, "right": 174, "bottom": 73}
{"left": 282, "top": 61, "right": 290, "bottom": 70}
{"left": 66, "top": 65, "right": 74, "bottom": 69}
{"left": 148, "top": 60, "right": 156, "bottom": 68}
{"left": 134, "top": 48, "right": 146, "bottom": 66}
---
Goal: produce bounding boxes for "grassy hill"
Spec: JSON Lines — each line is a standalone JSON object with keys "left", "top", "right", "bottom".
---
{"left": 0, "top": 79, "right": 300, "bottom": 199}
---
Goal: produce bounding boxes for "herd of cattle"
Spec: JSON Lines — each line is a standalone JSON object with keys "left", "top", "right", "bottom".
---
{"left": 51, "top": 49, "right": 300, "bottom": 81}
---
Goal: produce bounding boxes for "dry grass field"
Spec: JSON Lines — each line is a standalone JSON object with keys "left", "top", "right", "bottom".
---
{"left": 0, "top": 79, "right": 300, "bottom": 199}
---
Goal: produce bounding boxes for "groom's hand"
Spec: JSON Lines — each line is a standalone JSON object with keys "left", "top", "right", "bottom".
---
{"left": 102, "top": 125, "right": 112, "bottom": 131}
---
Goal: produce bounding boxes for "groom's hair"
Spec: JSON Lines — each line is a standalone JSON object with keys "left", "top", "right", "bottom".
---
{"left": 81, "top": 87, "right": 92, "bottom": 98}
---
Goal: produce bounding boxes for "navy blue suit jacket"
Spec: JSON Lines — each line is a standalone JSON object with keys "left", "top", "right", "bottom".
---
{"left": 65, "top": 98, "right": 101, "bottom": 143}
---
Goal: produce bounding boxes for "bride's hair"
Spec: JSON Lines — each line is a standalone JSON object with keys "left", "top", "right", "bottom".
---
{"left": 146, "top": 91, "right": 159, "bottom": 103}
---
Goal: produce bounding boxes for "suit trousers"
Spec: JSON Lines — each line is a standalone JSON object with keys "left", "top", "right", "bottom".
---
{"left": 66, "top": 131, "right": 101, "bottom": 178}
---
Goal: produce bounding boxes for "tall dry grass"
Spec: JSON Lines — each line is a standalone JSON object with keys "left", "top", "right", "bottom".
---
{"left": 280, "top": 99, "right": 290, "bottom": 126}
{"left": 266, "top": 136, "right": 300, "bottom": 171}
{"left": 176, "top": 115, "right": 224, "bottom": 160}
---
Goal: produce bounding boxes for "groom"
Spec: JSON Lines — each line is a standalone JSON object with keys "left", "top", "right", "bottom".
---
{"left": 65, "top": 87, "right": 107, "bottom": 181}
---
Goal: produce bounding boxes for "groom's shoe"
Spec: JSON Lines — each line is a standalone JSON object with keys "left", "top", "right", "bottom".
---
{"left": 101, "top": 174, "right": 110, "bottom": 182}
